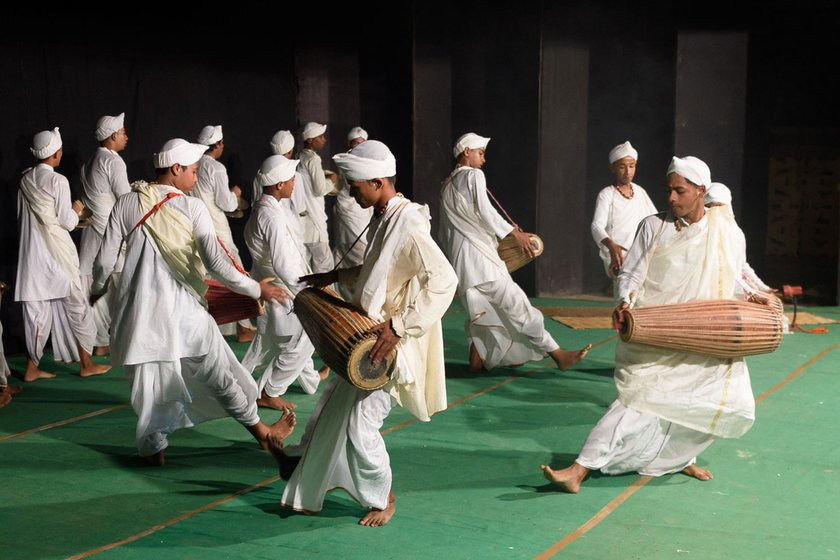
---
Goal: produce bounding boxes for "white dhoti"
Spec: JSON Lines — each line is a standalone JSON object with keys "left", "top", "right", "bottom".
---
{"left": 465, "top": 276, "right": 559, "bottom": 369}
{"left": 22, "top": 283, "right": 96, "bottom": 364}
{"left": 241, "top": 301, "right": 319, "bottom": 397}
{"left": 576, "top": 400, "right": 715, "bottom": 476}
{"left": 127, "top": 325, "right": 260, "bottom": 457}
{"left": 82, "top": 272, "right": 119, "bottom": 347}
{"left": 281, "top": 376, "right": 393, "bottom": 512}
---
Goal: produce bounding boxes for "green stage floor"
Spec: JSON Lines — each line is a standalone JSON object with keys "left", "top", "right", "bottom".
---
{"left": 2, "top": 298, "right": 839, "bottom": 559}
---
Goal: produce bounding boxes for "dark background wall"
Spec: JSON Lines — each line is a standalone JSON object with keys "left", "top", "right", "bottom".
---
{"left": 2, "top": 0, "right": 839, "bottom": 356}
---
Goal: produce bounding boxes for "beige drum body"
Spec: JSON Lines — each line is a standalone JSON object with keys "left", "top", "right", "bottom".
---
{"left": 497, "top": 232, "right": 544, "bottom": 273}
{"left": 294, "top": 287, "right": 396, "bottom": 390}
{"left": 620, "top": 299, "right": 783, "bottom": 359}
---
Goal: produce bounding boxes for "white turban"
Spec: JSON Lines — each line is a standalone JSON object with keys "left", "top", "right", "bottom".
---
{"left": 31, "top": 127, "right": 62, "bottom": 159}
{"left": 153, "top": 138, "right": 208, "bottom": 168}
{"left": 608, "top": 141, "right": 638, "bottom": 164}
{"left": 705, "top": 182, "right": 732, "bottom": 206}
{"left": 667, "top": 156, "right": 711, "bottom": 188}
{"left": 347, "top": 126, "right": 368, "bottom": 142}
{"left": 95, "top": 112, "right": 125, "bottom": 141}
{"left": 302, "top": 122, "right": 327, "bottom": 140}
{"left": 196, "top": 125, "right": 223, "bottom": 145}
{"left": 453, "top": 132, "right": 490, "bottom": 158}
{"left": 333, "top": 140, "right": 396, "bottom": 181}
{"left": 270, "top": 130, "right": 295, "bottom": 155}
{"left": 256, "top": 155, "right": 299, "bottom": 187}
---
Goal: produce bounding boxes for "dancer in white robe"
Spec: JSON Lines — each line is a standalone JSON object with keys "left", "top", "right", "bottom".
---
{"left": 15, "top": 127, "right": 110, "bottom": 382}
{"left": 332, "top": 127, "right": 374, "bottom": 271}
{"left": 296, "top": 122, "right": 336, "bottom": 273}
{"left": 242, "top": 155, "right": 324, "bottom": 410}
{"left": 590, "top": 141, "right": 657, "bottom": 283}
{"left": 193, "top": 125, "right": 254, "bottom": 342}
{"left": 268, "top": 140, "right": 458, "bottom": 527}
{"left": 439, "top": 132, "right": 590, "bottom": 373}
{"left": 0, "top": 283, "right": 21, "bottom": 407}
{"left": 542, "top": 156, "right": 757, "bottom": 492}
{"left": 92, "top": 138, "right": 293, "bottom": 465}
{"left": 80, "top": 112, "right": 131, "bottom": 355}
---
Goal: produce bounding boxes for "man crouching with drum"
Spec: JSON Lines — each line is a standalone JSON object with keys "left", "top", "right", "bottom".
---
{"left": 267, "top": 140, "right": 458, "bottom": 526}
{"left": 540, "top": 155, "right": 756, "bottom": 492}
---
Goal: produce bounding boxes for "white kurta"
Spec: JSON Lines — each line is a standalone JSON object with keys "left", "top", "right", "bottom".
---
{"left": 93, "top": 183, "right": 262, "bottom": 456}
{"left": 590, "top": 184, "right": 657, "bottom": 277}
{"left": 578, "top": 208, "right": 756, "bottom": 477}
{"left": 15, "top": 164, "right": 96, "bottom": 363}
{"left": 80, "top": 147, "right": 131, "bottom": 347}
{"left": 193, "top": 154, "right": 250, "bottom": 333}
{"left": 281, "top": 197, "right": 457, "bottom": 512}
{"left": 0, "top": 317, "right": 9, "bottom": 387}
{"left": 331, "top": 173, "right": 373, "bottom": 269}
{"left": 241, "top": 194, "right": 320, "bottom": 397}
{"left": 296, "top": 149, "right": 334, "bottom": 272}
{"left": 439, "top": 166, "right": 557, "bottom": 369}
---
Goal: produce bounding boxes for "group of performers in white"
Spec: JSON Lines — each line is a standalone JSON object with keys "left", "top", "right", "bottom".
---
{"left": 1, "top": 115, "right": 779, "bottom": 526}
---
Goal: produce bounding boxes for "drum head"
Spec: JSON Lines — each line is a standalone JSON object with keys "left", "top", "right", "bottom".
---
{"left": 347, "top": 339, "right": 396, "bottom": 390}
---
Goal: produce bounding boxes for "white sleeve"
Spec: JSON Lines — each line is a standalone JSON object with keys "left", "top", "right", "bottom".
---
{"left": 470, "top": 170, "right": 514, "bottom": 239}
{"left": 302, "top": 153, "right": 332, "bottom": 197}
{"left": 92, "top": 198, "right": 128, "bottom": 294}
{"left": 616, "top": 215, "right": 661, "bottom": 306}
{"left": 52, "top": 174, "right": 79, "bottom": 231}
{"left": 590, "top": 189, "right": 611, "bottom": 245}
{"left": 193, "top": 202, "right": 260, "bottom": 298}
{"left": 212, "top": 165, "right": 237, "bottom": 212}
{"left": 265, "top": 219, "right": 309, "bottom": 295}
{"left": 110, "top": 156, "right": 132, "bottom": 197}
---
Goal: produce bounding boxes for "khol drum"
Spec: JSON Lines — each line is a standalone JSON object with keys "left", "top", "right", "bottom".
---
{"left": 294, "top": 287, "right": 396, "bottom": 390}
{"left": 619, "top": 299, "right": 783, "bottom": 359}
{"left": 497, "top": 232, "right": 544, "bottom": 273}
{"left": 204, "top": 280, "right": 263, "bottom": 325}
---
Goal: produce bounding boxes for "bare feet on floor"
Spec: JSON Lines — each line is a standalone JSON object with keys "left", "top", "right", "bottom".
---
{"left": 468, "top": 343, "right": 484, "bottom": 373}
{"left": 319, "top": 366, "right": 330, "bottom": 382}
{"left": 80, "top": 363, "right": 112, "bottom": 377}
{"left": 359, "top": 490, "right": 395, "bottom": 527}
{"left": 550, "top": 344, "right": 593, "bottom": 371}
{"left": 0, "top": 391, "right": 11, "bottom": 408}
{"left": 93, "top": 345, "right": 110, "bottom": 356}
{"left": 682, "top": 464, "right": 713, "bottom": 481}
{"left": 265, "top": 411, "right": 299, "bottom": 480}
{"left": 540, "top": 463, "right": 589, "bottom": 494}
{"left": 24, "top": 361, "right": 56, "bottom": 382}
{"left": 257, "top": 391, "right": 298, "bottom": 410}
{"left": 237, "top": 325, "right": 256, "bottom": 343}
{"left": 143, "top": 449, "right": 166, "bottom": 466}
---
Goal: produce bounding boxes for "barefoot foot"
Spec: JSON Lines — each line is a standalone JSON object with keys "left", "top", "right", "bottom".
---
{"left": 257, "top": 391, "right": 298, "bottom": 411}
{"left": 540, "top": 463, "right": 589, "bottom": 493}
{"left": 93, "top": 345, "right": 110, "bottom": 356}
{"left": 0, "top": 391, "right": 11, "bottom": 408}
{"left": 359, "top": 490, "right": 395, "bottom": 527}
{"left": 237, "top": 325, "right": 256, "bottom": 343}
{"left": 319, "top": 366, "right": 330, "bottom": 382}
{"left": 468, "top": 343, "right": 484, "bottom": 373}
{"left": 24, "top": 360, "right": 56, "bottom": 382}
{"left": 143, "top": 449, "right": 166, "bottom": 466}
{"left": 80, "top": 363, "right": 112, "bottom": 377}
{"left": 682, "top": 464, "right": 713, "bottom": 481}
{"left": 550, "top": 344, "right": 593, "bottom": 371}
{"left": 265, "top": 411, "right": 299, "bottom": 480}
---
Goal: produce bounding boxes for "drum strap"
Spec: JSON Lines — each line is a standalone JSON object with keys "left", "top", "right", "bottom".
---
{"left": 216, "top": 236, "right": 247, "bottom": 275}
{"left": 485, "top": 187, "right": 521, "bottom": 231}
{"left": 129, "top": 191, "right": 183, "bottom": 235}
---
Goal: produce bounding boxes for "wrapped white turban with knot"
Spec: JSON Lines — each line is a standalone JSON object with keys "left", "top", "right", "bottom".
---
{"left": 302, "top": 122, "right": 327, "bottom": 140}
{"left": 705, "top": 182, "right": 732, "bottom": 206}
{"left": 347, "top": 126, "right": 368, "bottom": 142}
{"left": 667, "top": 155, "right": 711, "bottom": 188}
{"left": 95, "top": 113, "right": 125, "bottom": 141}
{"left": 270, "top": 130, "right": 295, "bottom": 155}
{"left": 453, "top": 132, "right": 490, "bottom": 158}
{"left": 154, "top": 138, "right": 208, "bottom": 168}
{"left": 608, "top": 141, "right": 638, "bottom": 164}
{"left": 31, "top": 127, "right": 62, "bottom": 159}
{"left": 256, "top": 155, "right": 299, "bottom": 187}
{"left": 333, "top": 140, "right": 396, "bottom": 181}
{"left": 196, "top": 125, "right": 223, "bottom": 145}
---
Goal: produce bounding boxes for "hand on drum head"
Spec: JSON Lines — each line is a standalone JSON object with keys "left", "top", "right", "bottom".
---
{"left": 612, "top": 302, "right": 629, "bottom": 332}
{"left": 367, "top": 320, "right": 401, "bottom": 366}
{"left": 300, "top": 270, "right": 339, "bottom": 288}
{"left": 512, "top": 229, "right": 535, "bottom": 259}
{"left": 259, "top": 277, "right": 289, "bottom": 304}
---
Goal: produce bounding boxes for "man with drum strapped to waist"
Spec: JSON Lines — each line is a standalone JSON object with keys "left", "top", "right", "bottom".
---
{"left": 266, "top": 140, "right": 457, "bottom": 527}
{"left": 438, "top": 132, "right": 591, "bottom": 374}
{"left": 241, "top": 155, "right": 326, "bottom": 411}
{"left": 540, "top": 155, "right": 757, "bottom": 492}
{"left": 92, "top": 139, "right": 294, "bottom": 466}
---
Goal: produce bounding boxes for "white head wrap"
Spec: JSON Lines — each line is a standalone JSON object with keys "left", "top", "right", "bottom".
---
{"left": 153, "top": 138, "right": 208, "bottom": 168}
{"left": 196, "top": 125, "right": 223, "bottom": 145}
{"left": 608, "top": 141, "right": 638, "bottom": 164}
{"left": 333, "top": 140, "right": 397, "bottom": 181}
{"left": 95, "top": 113, "right": 125, "bottom": 141}
{"left": 667, "top": 156, "right": 711, "bottom": 188}
{"left": 256, "top": 155, "right": 299, "bottom": 187}
{"left": 31, "top": 127, "right": 62, "bottom": 159}
{"left": 705, "top": 182, "right": 732, "bottom": 206}
{"left": 302, "top": 122, "right": 327, "bottom": 140}
{"left": 270, "top": 130, "right": 295, "bottom": 155}
{"left": 347, "top": 126, "right": 368, "bottom": 142}
{"left": 453, "top": 132, "right": 490, "bottom": 158}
